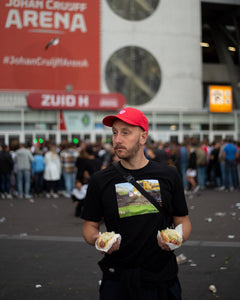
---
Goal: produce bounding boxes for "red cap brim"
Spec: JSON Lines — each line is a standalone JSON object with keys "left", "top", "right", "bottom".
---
{"left": 102, "top": 115, "right": 118, "bottom": 127}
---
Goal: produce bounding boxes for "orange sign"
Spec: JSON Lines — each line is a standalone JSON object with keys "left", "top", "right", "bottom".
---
{"left": 209, "top": 85, "right": 232, "bottom": 113}
{"left": 0, "top": 0, "right": 100, "bottom": 91}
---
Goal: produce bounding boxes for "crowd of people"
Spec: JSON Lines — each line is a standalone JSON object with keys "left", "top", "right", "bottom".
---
{"left": 0, "top": 137, "right": 239, "bottom": 204}
{"left": 0, "top": 141, "right": 116, "bottom": 215}
{"left": 145, "top": 137, "right": 240, "bottom": 194}
{"left": 147, "top": 138, "right": 240, "bottom": 193}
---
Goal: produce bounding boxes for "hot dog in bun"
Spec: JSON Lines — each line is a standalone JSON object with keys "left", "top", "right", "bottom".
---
{"left": 96, "top": 231, "right": 118, "bottom": 250}
{"left": 160, "top": 228, "right": 182, "bottom": 246}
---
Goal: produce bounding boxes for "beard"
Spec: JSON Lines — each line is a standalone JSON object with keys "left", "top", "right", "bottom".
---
{"left": 114, "top": 138, "right": 141, "bottom": 161}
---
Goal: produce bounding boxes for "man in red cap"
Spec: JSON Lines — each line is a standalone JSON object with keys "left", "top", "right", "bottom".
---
{"left": 82, "top": 107, "right": 191, "bottom": 300}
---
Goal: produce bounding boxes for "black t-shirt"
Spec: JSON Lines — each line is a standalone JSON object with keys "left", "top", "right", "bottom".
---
{"left": 83, "top": 160, "right": 188, "bottom": 282}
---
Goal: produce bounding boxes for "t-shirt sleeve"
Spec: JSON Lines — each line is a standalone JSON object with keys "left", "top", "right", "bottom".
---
{"left": 82, "top": 176, "right": 103, "bottom": 222}
{"left": 171, "top": 168, "right": 189, "bottom": 216}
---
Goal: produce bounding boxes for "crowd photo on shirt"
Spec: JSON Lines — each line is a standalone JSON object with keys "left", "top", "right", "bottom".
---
{"left": 0, "top": 136, "right": 239, "bottom": 216}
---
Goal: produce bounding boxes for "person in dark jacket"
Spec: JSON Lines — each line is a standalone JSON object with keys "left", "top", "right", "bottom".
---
{"left": 32, "top": 148, "right": 45, "bottom": 196}
{"left": 0, "top": 145, "right": 14, "bottom": 199}
{"left": 155, "top": 141, "right": 169, "bottom": 164}
{"left": 185, "top": 143, "right": 199, "bottom": 193}
{"left": 76, "top": 146, "right": 103, "bottom": 184}
{"left": 210, "top": 141, "right": 223, "bottom": 189}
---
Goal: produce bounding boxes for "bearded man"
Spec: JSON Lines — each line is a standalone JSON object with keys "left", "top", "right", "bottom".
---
{"left": 82, "top": 107, "right": 191, "bottom": 300}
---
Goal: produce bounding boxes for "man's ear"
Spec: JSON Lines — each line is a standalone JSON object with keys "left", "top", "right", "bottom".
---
{"left": 140, "top": 130, "right": 148, "bottom": 145}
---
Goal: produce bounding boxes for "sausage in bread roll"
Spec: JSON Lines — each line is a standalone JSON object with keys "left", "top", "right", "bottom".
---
{"left": 96, "top": 231, "right": 116, "bottom": 249}
{"left": 160, "top": 228, "right": 182, "bottom": 246}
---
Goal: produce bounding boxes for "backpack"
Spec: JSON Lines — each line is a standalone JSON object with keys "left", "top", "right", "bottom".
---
{"left": 196, "top": 148, "right": 207, "bottom": 166}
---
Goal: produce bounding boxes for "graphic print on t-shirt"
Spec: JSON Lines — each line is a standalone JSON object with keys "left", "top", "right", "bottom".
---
{"left": 115, "top": 179, "right": 162, "bottom": 218}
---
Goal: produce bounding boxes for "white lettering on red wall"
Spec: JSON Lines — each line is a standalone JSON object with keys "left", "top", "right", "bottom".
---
{"left": 5, "top": 0, "right": 87, "bottom": 32}
{"left": 5, "top": 9, "right": 87, "bottom": 32}
{"left": 0, "top": 0, "right": 100, "bottom": 91}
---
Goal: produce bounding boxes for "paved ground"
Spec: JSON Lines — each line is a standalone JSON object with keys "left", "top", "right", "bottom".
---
{"left": 0, "top": 188, "right": 240, "bottom": 299}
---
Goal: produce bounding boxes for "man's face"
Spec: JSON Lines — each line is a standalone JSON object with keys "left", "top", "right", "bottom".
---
{"left": 112, "top": 120, "right": 147, "bottom": 160}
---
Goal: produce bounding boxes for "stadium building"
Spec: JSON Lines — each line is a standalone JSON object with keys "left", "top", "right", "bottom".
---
{"left": 0, "top": 0, "right": 239, "bottom": 147}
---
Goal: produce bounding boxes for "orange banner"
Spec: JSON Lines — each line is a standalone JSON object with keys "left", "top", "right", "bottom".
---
{"left": 209, "top": 85, "right": 232, "bottom": 113}
{"left": 0, "top": 0, "right": 100, "bottom": 91}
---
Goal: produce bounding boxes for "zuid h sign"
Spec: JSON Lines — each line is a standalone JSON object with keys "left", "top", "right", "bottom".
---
{"left": 0, "top": 0, "right": 100, "bottom": 91}
{"left": 27, "top": 92, "right": 126, "bottom": 110}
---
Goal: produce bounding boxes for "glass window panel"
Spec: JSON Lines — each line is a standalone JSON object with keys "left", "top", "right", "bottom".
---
{"left": 182, "top": 114, "right": 209, "bottom": 123}
{"left": 213, "top": 135, "right": 222, "bottom": 142}
{"left": 0, "top": 123, "right": 21, "bottom": 130}
{"left": 156, "top": 114, "right": 179, "bottom": 123}
{"left": 212, "top": 114, "right": 234, "bottom": 123}
{"left": 201, "top": 124, "right": 209, "bottom": 130}
{"left": 24, "top": 123, "right": 53, "bottom": 130}
{"left": 61, "top": 134, "right": 68, "bottom": 143}
{"left": 49, "top": 134, "right": 56, "bottom": 144}
{"left": 24, "top": 124, "right": 36, "bottom": 130}
{"left": 0, "top": 111, "right": 21, "bottom": 122}
{"left": 183, "top": 123, "right": 202, "bottom": 131}
{"left": 106, "top": 0, "right": 160, "bottom": 21}
{"left": 0, "top": 135, "right": 5, "bottom": 145}
{"left": 84, "top": 134, "right": 90, "bottom": 141}
{"left": 183, "top": 134, "right": 191, "bottom": 140}
{"left": 24, "top": 111, "right": 57, "bottom": 130}
{"left": 182, "top": 124, "right": 209, "bottom": 130}
{"left": 183, "top": 124, "right": 191, "bottom": 130}
{"left": 25, "top": 134, "right": 33, "bottom": 145}
{"left": 237, "top": 114, "right": 240, "bottom": 130}
{"left": 156, "top": 124, "right": 179, "bottom": 131}
{"left": 24, "top": 111, "right": 57, "bottom": 122}
{"left": 105, "top": 46, "right": 161, "bottom": 105}
{"left": 212, "top": 124, "right": 234, "bottom": 130}
{"left": 170, "top": 136, "right": 178, "bottom": 143}
{"left": 9, "top": 135, "right": 19, "bottom": 149}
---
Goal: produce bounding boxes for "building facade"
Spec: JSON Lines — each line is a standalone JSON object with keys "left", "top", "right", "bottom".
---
{"left": 0, "top": 0, "right": 239, "bottom": 147}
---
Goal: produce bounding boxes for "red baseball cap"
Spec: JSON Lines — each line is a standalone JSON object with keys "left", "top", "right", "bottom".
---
{"left": 102, "top": 107, "right": 149, "bottom": 132}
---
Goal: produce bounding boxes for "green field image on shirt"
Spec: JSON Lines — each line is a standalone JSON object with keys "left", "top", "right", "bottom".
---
{"left": 115, "top": 179, "right": 162, "bottom": 218}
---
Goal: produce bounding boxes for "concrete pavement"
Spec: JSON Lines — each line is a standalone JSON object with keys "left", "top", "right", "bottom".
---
{"left": 0, "top": 189, "right": 240, "bottom": 299}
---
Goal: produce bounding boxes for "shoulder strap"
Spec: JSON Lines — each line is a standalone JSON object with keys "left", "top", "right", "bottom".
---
{"left": 113, "top": 162, "right": 170, "bottom": 218}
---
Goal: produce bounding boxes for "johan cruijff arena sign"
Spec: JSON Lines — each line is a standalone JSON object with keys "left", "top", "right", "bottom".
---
{"left": 0, "top": 0, "right": 100, "bottom": 91}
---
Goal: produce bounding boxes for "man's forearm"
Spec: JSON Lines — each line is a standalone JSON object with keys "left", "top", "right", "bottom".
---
{"left": 173, "top": 216, "right": 191, "bottom": 242}
{"left": 83, "top": 221, "right": 100, "bottom": 246}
